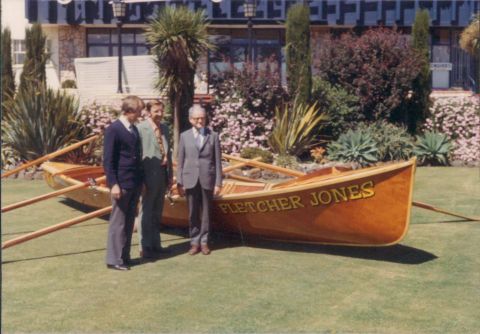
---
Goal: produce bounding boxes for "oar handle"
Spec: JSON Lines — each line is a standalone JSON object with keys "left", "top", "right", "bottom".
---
{"left": 2, "top": 206, "right": 112, "bottom": 249}
{"left": 223, "top": 153, "right": 305, "bottom": 177}
{"left": 1, "top": 176, "right": 106, "bottom": 213}
{"left": 413, "top": 201, "right": 480, "bottom": 222}
{"left": 1, "top": 135, "right": 99, "bottom": 179}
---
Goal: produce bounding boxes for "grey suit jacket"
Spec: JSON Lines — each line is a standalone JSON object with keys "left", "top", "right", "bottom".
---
{"left": 177, "top": 128, "right": 222, "bottom": 190}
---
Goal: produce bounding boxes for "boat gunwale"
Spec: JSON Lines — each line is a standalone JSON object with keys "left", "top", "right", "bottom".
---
{"left": 42, "top": 158, "right": 416, "bottom": 201}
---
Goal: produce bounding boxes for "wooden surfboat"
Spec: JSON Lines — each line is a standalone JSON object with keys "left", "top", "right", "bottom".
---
{"left": 41, "top": 158, "right": 416, "bottom": 247}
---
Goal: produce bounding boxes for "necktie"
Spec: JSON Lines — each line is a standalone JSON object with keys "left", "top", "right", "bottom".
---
{"left": 196, "top": 130, "right": 203, "bottom": 149}
{"left": 129, "top": 125, "right": 137, "bottom": 138}
{"left": 154, "top": 126, "right": 166, "bottom": 156}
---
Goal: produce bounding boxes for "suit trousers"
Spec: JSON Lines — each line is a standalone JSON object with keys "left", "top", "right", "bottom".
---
{"left": 106, "top": 186, "right": 141, "bottom": 265}
{"left": 186, "top": 181, "right": 213, "bottom": 246}
{"left": 139, "top": 164, "right": 167, "bottom": 251}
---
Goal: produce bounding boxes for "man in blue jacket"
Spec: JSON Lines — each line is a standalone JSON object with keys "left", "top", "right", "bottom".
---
{"left": 103, "top": 95, "right": 144, "bottom": 270}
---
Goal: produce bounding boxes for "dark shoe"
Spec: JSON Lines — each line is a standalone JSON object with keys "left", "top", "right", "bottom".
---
{"left": 107, "top": 264, "right": 130, "bottom": 271}
{"left": 189, "top": 245, "right": 200, "bottom": 255}
{"left": 201, "top": 245, "right": 211, "bottom": 255}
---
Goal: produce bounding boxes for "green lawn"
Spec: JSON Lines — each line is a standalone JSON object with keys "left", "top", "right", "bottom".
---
{"left": 2, "top": 167, "right": 479, "bottom": 333}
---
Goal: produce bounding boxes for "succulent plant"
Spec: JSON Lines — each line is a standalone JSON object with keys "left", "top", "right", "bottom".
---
{"left": 327, "top": 129, "right": 379, "bottom": 167}
{"left": 414, "top": 131, "right": 452, "bottom": 166}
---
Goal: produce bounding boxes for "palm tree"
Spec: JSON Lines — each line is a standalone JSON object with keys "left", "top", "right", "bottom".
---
{"left": 145, "top": 6, "right": 214, "bottom": 157}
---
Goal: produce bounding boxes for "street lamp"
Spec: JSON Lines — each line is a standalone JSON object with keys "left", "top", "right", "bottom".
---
{"left": 244, "top": 0, "right": 256, "bottom": 65}
{"left": 111, "top": 0, "right": 127, "bottom": 93}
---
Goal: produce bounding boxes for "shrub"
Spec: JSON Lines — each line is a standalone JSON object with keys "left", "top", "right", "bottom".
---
{"left": 2, "top": 85, "right": 87, "bottom": 161}
{"left": 327, "top": 129, "right": 379, "bottom": 167}
{"left": 286, "top": 3, "right": 311, "bottom": 105}
{"left": 414, "top": 131, "right": 452, "bottom": 166}
{"left": 240, "top": 147, "right": 274, "bottom": 164}
{"left": 314, "top": 27, "right": 423, "bottom": 123}
{"left": 268, "top": 101, "right": 327, "bottom": 156}
{"left": 19, "top": 23, "right": 49, "bottom": 93}
{"left": 61, "top": 79, "right": 77, "bottom": 89}
{"left": 355, "top": 121, "right": 415, "bottom": 161}
{"left": 210, "top": 62, "right": 287, "bottom": 118}
{"left": 1, "top": 27, "right": 15, "bottom": 108}
{"left": 209, "top": 97, "right": 273, "bottom": 154}
{"left": 404, "top": 9, "right": 431, "bottom": 133}
{"left": 311, "top": 77, "right": 360, "bottom": 138}
{"left": 275, "top": 154, "right": 301, "bottom": 170}
{"left": 64, "top": 102, "right": 121, "bottom": 165}
{"left": 424, "top": 96, "right": 480, "bottom": 163}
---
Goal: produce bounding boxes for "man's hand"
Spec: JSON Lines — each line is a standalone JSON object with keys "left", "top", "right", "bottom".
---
{"left": 111, "top": 184, "right": 122, "bottom": 200}
{"left": 177, "top": 184, "right": 185, "bottom": 197}
{"left": 214, "top": 185, "right": 222, "bottom": 197}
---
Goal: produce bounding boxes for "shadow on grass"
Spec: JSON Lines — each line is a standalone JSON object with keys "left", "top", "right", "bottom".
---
{"left": 207, "top": 231, "right": 438, "bottom": 265}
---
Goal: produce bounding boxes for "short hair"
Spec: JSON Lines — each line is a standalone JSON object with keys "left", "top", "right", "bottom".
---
{"left": 146, "top": 99, "right": 164, "bottom": 112}
{"left": 121, "top": 95, "right": 145, "bottom": 114}
{"left": 188, "top": 104, "right": 206, "bottom": 118}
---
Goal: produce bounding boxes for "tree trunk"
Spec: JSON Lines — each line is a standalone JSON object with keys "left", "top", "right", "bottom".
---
{"left": 173, "top": 93, "right": 182, "bottom": 160}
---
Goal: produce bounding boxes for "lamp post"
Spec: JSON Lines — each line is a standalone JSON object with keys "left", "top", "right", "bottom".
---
{"left": 244, "top": 0, "right": 256, "bottom": 65}
{"left": 111, "top": 0, "right": 127, "bottom": 94}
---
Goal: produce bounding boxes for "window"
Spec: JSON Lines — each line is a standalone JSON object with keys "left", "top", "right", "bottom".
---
{"left": 208, "top": 29, "right": 284, "bottom": 81}
{"left": 13, "top": 39, "right": 26, "bottom": 64}
{"left": 87, "top": 28, "right": 149, "bottom": 57}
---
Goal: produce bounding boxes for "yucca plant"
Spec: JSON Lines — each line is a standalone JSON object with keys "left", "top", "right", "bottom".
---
{"left": 145, "top": 6, "right": 214, "bottom": 157}
{"left": 327, "top": 129, "right": 379, "bottom": 167}
{"left": 2, "top": 84, "right": 88, "bottom": 161}
{"left": 414, "top": 131, "right": 452, "bottom": 166}
{"left": 268, "top": 101, "right": 327, "bottom": 156}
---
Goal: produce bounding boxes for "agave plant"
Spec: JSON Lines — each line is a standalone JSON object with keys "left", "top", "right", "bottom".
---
{"left": 2, "top": 84, "right": 88, "bottom": 161}
{"left": 268, "top": 101, "right": 328, "bottom": 156}
{"left": 327, "top": 129, "right": 379, "bottom": 167}
{"left": 356, "top": 121, "right": 415, "bottom": 161}
{"left": 414, "top": 131, "right": 452, "bottom": 166}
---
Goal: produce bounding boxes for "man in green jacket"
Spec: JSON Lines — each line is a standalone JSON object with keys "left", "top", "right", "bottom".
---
{"left": 136, "top": 100, "right": 173, "bottom": 259}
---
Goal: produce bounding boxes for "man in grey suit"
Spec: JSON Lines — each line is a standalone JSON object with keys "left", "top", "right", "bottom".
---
{"left": 177, "top": 105, "right": 223, "bottom": 255}
{"left": 136, "top": 100, "right": 173, "bottom": 259}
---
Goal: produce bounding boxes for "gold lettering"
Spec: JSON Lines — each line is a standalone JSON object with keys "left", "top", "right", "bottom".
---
{"left": 278, "top": 197, "right": 292, "bottom": 210}
{"left": 331, "top": 187, "right": 348, "bottom": 203}
{"left": 218, "top": 204, "right": 230, "bottom": 214}
{"left": 229, "top": 203, "right": 240, "bottom": 213}
{"left": 318, "top": 191, "right": 332, "bottom": 205}
{"left": 309, "top": 192, "right": 319, "bottom": 206}
{"left": 234, "top": 202, "right": 247, "bottom": 213}
{"left": 347, "top": 185, "right": 362, "bottom": 200}
{"left": 266, "top": 199, "right": 281, "bottom": 211}
{"left": 289, "top": 195, "right": 305, "bottom": 208}
{"left": 256, "top": 201, "right": 268, "bottom": 212}
{"left": 244, "top": 201, "right": 257, "bottom": 213}
{"left": 361, "top": 181, "right": 375, "bottom": 198}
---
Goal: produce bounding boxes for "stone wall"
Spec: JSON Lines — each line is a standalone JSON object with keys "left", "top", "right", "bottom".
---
{"left": 58, "top": 25, "right": 86, "bottom": 83}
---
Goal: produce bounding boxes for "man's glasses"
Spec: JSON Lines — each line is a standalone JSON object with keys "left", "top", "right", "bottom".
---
{"left": 191, "top": 117, "right": 206, "bottom": 121}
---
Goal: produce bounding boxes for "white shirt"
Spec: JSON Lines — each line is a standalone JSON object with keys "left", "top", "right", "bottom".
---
{"left": 119, "top": 115, "right": 134, "bottom": 132}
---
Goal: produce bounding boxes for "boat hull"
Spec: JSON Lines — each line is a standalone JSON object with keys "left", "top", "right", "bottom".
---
{"left": 42, "top": 159, "right": 416, "bottom": 246}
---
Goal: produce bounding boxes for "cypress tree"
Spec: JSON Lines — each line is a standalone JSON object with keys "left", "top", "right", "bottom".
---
{"left": 19, "top": 23, "right": 49, "bottom": 93}
{"left": 1, "top": 27, "right": 16, "bottom": 105}
{"left": 409, "top": 9, "right": 431, "bottom": 133}
{"left": 286, "top": 3, "right": 311, "bottom": 105}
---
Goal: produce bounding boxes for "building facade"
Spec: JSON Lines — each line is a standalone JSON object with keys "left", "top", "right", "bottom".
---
{"left": 23, "top": 0, "right": 479, "bottom": 94}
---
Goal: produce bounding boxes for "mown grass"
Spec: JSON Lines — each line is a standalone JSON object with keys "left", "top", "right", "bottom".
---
{"left": 2, "top": 167, "right": 479, "bottom": 333}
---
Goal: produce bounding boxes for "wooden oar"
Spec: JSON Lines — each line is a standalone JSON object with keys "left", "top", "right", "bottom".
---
{"left": 412, "top": 201, "right": 479, "bottom": 222}
{"left": 1, "top": 135, "right": 99, "bottom": 179}
{"left": 223, "top": 153, "right": 305, "bottom": 177}
{"left": 1, "top": 176, "right": 106, "bottom": 213}
{"left": 223, "top": 155, "right": 479, "bottom": 222}
{"left": 2, "top": 206, "right": 112, "bottom": 250}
